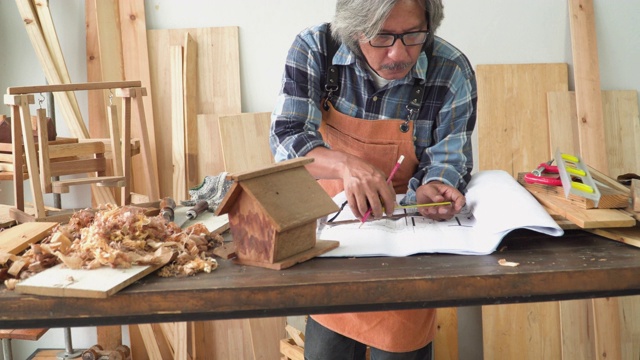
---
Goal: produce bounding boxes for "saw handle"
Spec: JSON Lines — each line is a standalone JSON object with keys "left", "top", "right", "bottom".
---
{"left": 186, "top": 200, "right": 209, "bottom": 220}
{"left": 160, "top": 197, "right": 176, "bottom": 222}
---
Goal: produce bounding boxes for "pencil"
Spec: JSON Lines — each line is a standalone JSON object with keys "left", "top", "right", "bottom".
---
{"left": 394, "top": 201, "right": 452, "bottom": 209}
{"left": 360, "top": 155, "right": 404, "bottom": 228}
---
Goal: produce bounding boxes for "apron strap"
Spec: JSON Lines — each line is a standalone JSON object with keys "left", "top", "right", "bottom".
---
{"left": 323, "top": 23, "right": 341, "bottom": 110}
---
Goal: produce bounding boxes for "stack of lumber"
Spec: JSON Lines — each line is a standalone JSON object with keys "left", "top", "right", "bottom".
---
{"left": 85, "top": 0, "right": 159, "bottom": 203}
{"left": 477, "top": 1, "right": 640, "bottom": 359}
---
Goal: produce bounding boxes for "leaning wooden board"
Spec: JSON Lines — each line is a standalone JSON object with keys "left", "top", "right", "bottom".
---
{"left": 478, "top": 63, "right": 570, "bottom": 359}
{"left": 147, "top": 27, "right": 242, "bottom": 198}
{"left": 547, "top": 90, "right": 640, "bottom": 177}
{"left": 476, "top": 63, "right": 569, "bottom": 177}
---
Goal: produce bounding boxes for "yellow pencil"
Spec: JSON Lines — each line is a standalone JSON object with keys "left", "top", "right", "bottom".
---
{"left": 394, "top": 201, "right": 452, "bottom": 209}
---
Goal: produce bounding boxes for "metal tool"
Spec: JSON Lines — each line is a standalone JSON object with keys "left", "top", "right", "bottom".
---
{"left": 532, "top": 159, "right": 554, "bottom": 177}
{"left": 159, "top": 197, "right": 176, "bottom": 222}
{"left": 554, "top": 150, "right": 601, "bottom": 207}
{"left": 176, "top": 200, "right": 209, "bottom": 228}
{"left": 524, "top": 160, "right": 562, "bottom": 186}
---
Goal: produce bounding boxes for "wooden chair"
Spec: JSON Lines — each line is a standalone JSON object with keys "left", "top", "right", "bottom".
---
{"left": 3, "top": 81, "right": 144, "bottom": 223}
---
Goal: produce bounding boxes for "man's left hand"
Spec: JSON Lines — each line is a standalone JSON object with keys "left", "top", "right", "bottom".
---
{"left": 415, "top": 181, "right": 465, "bottom": 221}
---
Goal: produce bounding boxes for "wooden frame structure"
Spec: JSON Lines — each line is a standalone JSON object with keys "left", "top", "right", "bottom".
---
{"left": 3, "top": 81, "right": 146, "bottom": 223}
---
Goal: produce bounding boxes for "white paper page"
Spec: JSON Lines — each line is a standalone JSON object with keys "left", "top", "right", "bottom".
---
{"left": 317, "top": 170, "right": 563, "bottom": 257}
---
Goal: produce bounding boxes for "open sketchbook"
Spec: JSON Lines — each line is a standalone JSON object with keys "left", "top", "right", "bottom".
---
{"left": 317, "top": 170, "right": 564, "bottom": 257}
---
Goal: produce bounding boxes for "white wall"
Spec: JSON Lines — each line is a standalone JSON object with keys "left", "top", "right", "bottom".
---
{"left": 1, "top": 1, "right": 638, "bottom": 359}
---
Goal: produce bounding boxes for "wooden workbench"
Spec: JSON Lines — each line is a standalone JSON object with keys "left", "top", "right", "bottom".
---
{"left": 1, "top": 229, "right": 639, "bottom": 329}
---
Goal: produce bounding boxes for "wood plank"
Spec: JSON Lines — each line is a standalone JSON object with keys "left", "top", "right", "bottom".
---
{"left": 33, "top": 0, "right": 83, "bottom": 126}
{"left": 204, "top": 319, "right": 254, "bottom": 359}
{"left": 11, "top": 103, "right": 25, "bottom": 212}
{"left": 592, "top": 297, "right": 622, "bottom": 359}
{"left": 96, "top": 325, "right": 122, "bottom": 351}
{"left": 137, "top": 324, "right": 172, "bottom": 360}
{"left": 482, "top": 302, "right": 562, "bottom": 359}
{"left": 14, "top": 0, "right": 88, "bottom": 138}
{"left": 47, "top": 141, "right": 104, "bottom": 159}
{"left": 248, "top": 317, "right": 286, "bottom": 360}
{"left": 173, "top": 322, "right": 189, "bottom": 360}
{"left": 18, "top": 96, "right": 47, "bottom": 217}
{"left": 568, "top": 0, "right": 608, "bottom": 174}
{"left": 619, "top": 295, "right": 640, "bottom": 359}
{"left": 477, "top": 64, "right": 568, "bottom": 177}
{"left": 170, "top": 45, "right": 187, "bottom": 201}
{"left": 531, "top": 193, "right": 635, "bottom": 229}
{"left": 280, "top": 339, "right": 304, "bottom": 360}
{"left": 602, "top": 91, "right": 640, "bottom": 178}
{"left": 218, "top": 112, "right": 274, "bottom": 173}
{"left": 52, "top": 176, "right": 125, "bottom": 193}
{"left": 120, "top": 95, "right": 133, "bottom": 206}
{"left": 633, "top": 179, "right": 640, "bottom": 212}
{"left": 434, "top": 308, "right": 458, "bottom": 360}
{"left": 15, "top": 261, "right": 165, "bottom": 298}
{"left": 559, "top": 300, "right": 596, "bottom": 359}
{"left": 196, "top": 114, "right": 225, "bottom": 181}
{"left": 7, "top": 81, "right": 141, "bottom": 95}
{"left": 128, "top": 324, "right": 149, "bottom": 360}
{"left": 93, "top": 0, "right": 124, "bottom": 206}
{"left": 0, "top": 328, "right": 48, "bottom": 341}
{"left": 183, "top": 33, "right": 199, "bottom": 188}
{"left": 588, "top": 225, "right": 640, "bottom": 249}
{"left": 107, "top": 104, "right": 123, "bottom": 177}
{"left": 547, "top": 90, "right": 640, "bottom": 178}
{"left": 0, "top": 222, "right": 57, "bottom": 255}
{"left": 189, "top": 321, "right": 206, "bottom": 360}
{"left": 85, "top": 0, "right": 108, "bottom": 144}
{"left": 147, "top": 27, "right": 241, "bottom": 198}
{"left": 36, "top": 108, "right": 52, "bottom": 193}
{"left": 118, "top": 0, "right": 160, "bottom": 200}
{"left": 94, "top": 0, "right": 125, "bottom": 86}
{"left": 547, "top": 91, "right": 580, "bottom": 155}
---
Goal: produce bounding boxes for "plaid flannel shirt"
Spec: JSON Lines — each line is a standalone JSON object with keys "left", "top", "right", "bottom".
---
{"left": 270, "top": 23, "right": 477, "bottom": 203}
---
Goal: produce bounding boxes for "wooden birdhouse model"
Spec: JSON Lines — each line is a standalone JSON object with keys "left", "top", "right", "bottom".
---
{"left": 216, "top": 158, "right": 340, "bottom": 269}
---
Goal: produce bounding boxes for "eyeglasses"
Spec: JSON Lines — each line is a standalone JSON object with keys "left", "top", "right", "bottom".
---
{"left": 369, "top": 30, "right": 429, "bottom": 48}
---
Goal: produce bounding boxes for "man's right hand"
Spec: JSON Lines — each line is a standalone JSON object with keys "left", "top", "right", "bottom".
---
{"left": 305, "top": 148, "right": 396, "bottom": 220}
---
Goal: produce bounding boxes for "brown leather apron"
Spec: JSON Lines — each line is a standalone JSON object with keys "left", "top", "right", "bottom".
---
{"left": 317, "top": 101, "right": 419, "bottom": 197}
{"left": 312, "top": 101, "right": 436, "bottom": 352}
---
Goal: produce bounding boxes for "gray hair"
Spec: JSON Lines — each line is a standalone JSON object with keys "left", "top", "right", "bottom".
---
{"left": 331, "top": 0, "right": 444, "bottom": 57}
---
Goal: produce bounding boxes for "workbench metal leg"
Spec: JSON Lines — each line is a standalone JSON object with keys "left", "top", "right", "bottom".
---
{"left": 56, "top": 328, "right": 82, "bottom": 359}
{"left": 2, "top": 338, "right": 13, "bottom": 360}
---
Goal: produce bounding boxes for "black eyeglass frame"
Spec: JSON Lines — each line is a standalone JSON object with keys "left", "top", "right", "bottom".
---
{"left": 368, "top": 30, "right": 430, "bottom": 48}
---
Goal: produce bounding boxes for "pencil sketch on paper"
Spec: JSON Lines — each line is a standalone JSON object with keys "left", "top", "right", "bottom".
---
{"left": 317, "top": 170, "right": 564, "bottom": 257}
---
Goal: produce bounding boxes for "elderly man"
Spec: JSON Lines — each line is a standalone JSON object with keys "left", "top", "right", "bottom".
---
{"left": 271, "top": 0, "right": 476, "bottom": 358}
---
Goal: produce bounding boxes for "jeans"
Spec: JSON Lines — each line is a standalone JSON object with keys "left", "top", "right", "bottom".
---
{"left": 304, "top": 316, "right": 434, "bottom": 360}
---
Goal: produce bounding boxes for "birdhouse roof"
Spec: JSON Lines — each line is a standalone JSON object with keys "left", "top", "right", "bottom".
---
{"left": 216, "top": 158, "right": 339, "bottom": 232}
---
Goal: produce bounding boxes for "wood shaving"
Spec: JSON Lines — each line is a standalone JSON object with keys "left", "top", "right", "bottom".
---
{"left": 498, "top": 258, "right": 520, "bottom": 267}
{"left": 1, "top": 204, "right": 225, "bottom": 289}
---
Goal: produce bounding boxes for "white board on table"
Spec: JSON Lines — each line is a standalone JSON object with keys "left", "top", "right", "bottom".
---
{"left": 15, "top": 263, "right": 162, "bottom": 298}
